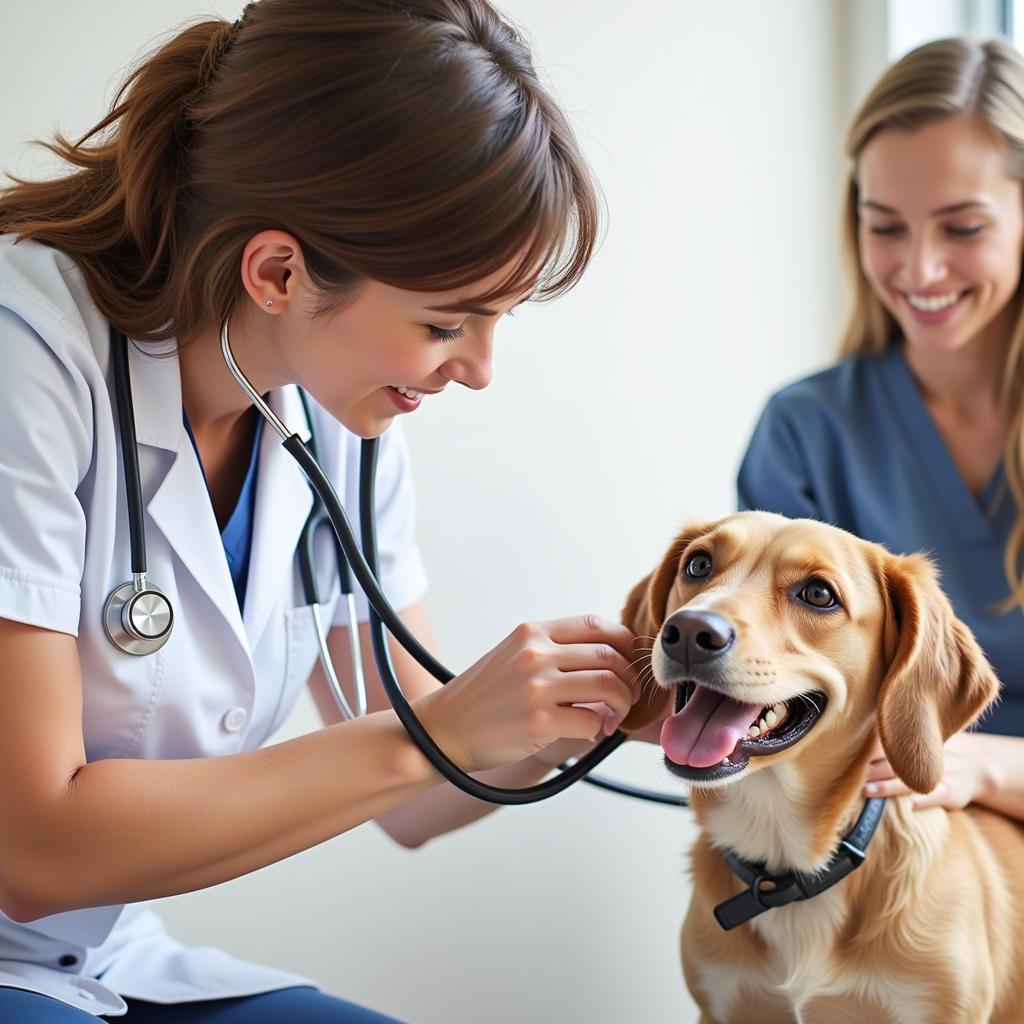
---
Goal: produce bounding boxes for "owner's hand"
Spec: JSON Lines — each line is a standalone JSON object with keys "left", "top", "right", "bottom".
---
{"left": 863, "top": 732, "right": 995, "bottom": 810}
{"left": 411, "top": 615, "right": 640, "bottom": 773}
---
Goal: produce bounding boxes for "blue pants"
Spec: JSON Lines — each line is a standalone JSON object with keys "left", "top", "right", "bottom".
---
{"left": 0, "top": 986, "right": 405, "bottom": 1022}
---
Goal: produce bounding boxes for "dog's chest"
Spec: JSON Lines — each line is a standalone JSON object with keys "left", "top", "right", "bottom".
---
{"left": 703, "top": 765, "right": 817, "bottom": 870}
{"left": 699, "top": 772, "right": 890, "bottom": 1018}
{"left": 702, "top": 892, "right": 932, "bottom": 1024}
{"left": 751, "top": 888, "right": 846, "bottom": 992}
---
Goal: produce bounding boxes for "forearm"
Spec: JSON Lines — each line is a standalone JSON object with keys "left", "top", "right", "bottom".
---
{"left": 10, "top": 711, "right": 436, "bottom": 919}
{"left": 973, "top": 732, "right": 1024, "bottom": 821}
{"left": 318, "top": 609, "right": 559, "bottom": 846}
{"left": 314, "top": 605, "right": 637, "bottom": 849}
{"left": 374, "top": 751, "right": 558, "bottom": 847}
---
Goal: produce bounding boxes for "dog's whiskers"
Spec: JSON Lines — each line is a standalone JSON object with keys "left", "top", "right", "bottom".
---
{"left": 796, "top": 692, "right": 823, "bottom": 716}
{"left": 635, "top": 667, "right": 659, "bottom": 696}
{"left": 628, "top": 651, "right": 654, "bottom": 671}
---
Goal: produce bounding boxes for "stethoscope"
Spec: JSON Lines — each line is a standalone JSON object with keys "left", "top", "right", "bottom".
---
{"left": 104, "top": 322, "right": 685, "bottom": 807}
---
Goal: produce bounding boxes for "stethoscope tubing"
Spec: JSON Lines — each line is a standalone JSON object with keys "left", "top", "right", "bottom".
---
{"left": 221, "top": 313, "right": 687, "bottom": 806}
{"left": 286, "top": 432, "right": 634, "bottom": 803}
{"left": 110, "top": 322, "right": 687, "bottom": 806}
{"left": 294, "top": 389, "right": 367, "bottom": 720}
{"left": 355, "top": 439, "right": 689, "bottom": 807}
{"left": 110, "top": 333, "right": 149, "bottom": 576}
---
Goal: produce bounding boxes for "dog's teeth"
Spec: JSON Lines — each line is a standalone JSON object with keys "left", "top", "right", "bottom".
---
{"left": 764, "top": 708, "right": 778, "bottom": 727}
{"left": 748, "top": 725, "right": 761, "bottom": 738}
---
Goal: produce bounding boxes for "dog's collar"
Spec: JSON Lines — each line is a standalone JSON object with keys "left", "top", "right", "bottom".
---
{"left": 713, "top": 797, "right": 886, "bottom": 931}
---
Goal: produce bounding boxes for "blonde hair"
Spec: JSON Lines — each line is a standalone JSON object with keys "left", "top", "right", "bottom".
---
{"left": 840, "top": 37, "right": 1024, "bottom": 609}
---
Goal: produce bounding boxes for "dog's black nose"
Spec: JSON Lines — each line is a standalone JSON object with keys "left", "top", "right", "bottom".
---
{"left": 661, "top": 609, "right": 735, "bottom": 665}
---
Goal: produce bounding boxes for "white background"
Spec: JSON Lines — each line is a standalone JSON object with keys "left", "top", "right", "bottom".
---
{"left": 0, "top": 1, "right": 990, "bottom": 1021}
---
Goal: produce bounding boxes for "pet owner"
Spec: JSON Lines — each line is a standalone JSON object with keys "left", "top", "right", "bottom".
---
{"left": 0, "top": 1, "right": 642, "bottom": 1019}
{"left": 738, "top": 37, "right": 1024, "bottom": 823}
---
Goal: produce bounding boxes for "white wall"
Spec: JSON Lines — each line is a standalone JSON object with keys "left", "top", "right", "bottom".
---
{"left": 889, "top": 0, "right": 1004, "bottom": 58}
{"left": 0, "top": 2, "right": 850, "bottom": 1021}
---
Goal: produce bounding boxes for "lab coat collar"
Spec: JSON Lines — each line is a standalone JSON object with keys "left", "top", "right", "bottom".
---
{"left": 243, "top": 386, "right": 313, "bottom": 651}
{"left": 126, "top": 339, "right": 182, "bottom": 454}
{"left": 130, "top": 342, "right": 313, "bottom": 659}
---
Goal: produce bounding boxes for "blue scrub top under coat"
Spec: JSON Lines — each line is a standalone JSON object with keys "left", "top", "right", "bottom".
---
{"left": 182, "top": 408, "right": 265, "bottom": 609}
{"left": 738, "top": 343, "right": 1024, "bottom": 736}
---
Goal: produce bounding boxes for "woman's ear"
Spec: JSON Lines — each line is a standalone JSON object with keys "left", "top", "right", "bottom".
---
{"left": 620, "top": 521, "right": 717, "bottom": 731}
{"left": 240, "top": 229, "right": 305, "bottom": 309}
{"left": 876, "top": 552, "right": 1000, "bottom": 794}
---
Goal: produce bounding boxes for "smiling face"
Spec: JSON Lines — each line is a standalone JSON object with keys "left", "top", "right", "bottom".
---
{"left": 216, "top": 231, "right": 534, "bottom": 439}
{"left": 622, "top": 512, "right": 999, "bottom": 797}
{"left": 856, "top": 116, "right": 1024, "bottom": 358}
{"left": 637, "top": 513, "right": 893, "bottom": 789}
{"left": 291, "top": 274, "right": 528, "bottom": 437}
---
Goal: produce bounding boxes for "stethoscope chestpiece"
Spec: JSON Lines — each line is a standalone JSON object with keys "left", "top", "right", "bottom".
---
{"left": 103, "top": 577, "right": 174, "bottom": 656}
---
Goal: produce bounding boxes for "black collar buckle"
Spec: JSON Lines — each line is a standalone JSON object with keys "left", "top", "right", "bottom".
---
{"left": 712, "top": 797, "right": 885, "bottom": 931}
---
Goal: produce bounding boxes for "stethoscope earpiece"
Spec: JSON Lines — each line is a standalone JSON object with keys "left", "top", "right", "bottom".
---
{"left": 103, "top": 579, "right": 174, "bottom": 656}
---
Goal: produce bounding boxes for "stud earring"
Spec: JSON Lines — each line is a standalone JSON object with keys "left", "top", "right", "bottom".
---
{"left": 265, "top": 299, "right": 274, "bottom": 308}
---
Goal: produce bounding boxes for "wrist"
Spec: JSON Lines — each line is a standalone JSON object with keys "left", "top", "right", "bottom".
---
{"left": 378, "top": 710, "right": 438, "bottom": 788}
{"left": 976, "top": 734, "right": 1004, "bottom": 801}
{"left": 531, "top": 735, "right": 599, "bottom": 769}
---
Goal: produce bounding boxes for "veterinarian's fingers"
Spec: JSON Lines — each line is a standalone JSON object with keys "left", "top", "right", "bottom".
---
{"left": 863, "top": 777, "right": 913, "bottom": 799}
{"left": 553, "top": 642, "right": 637, "bottom": 683}
{"left": 567, "top": 701, "right": 620, "bottom": 736}
{"left": 544, "top": 615, "right": 638, "bottom": 664}
{"left": 543, "top": 703, "right": 605, "bottom": 742}
{"left": 552, "top": 670, "right": 635, "bottom": 721}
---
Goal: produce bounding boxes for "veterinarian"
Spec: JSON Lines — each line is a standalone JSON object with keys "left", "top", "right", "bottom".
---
{"left": 0, "top": 1, "right": 644, "bottom": 1019}
{"left": 738, "top": 37, "right": 1024, "bottom": 823}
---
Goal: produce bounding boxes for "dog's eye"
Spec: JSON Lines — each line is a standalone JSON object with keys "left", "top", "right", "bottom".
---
{"left": 684, "top": 552, "right": 713, "bottom": 579}
{"left": 799, "top": 580, "right": 839, "bottom": 609}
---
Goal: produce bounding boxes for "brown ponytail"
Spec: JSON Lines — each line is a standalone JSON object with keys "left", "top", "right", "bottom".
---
{"left": 0, "top": 0, "right": 600, "bottom": 343}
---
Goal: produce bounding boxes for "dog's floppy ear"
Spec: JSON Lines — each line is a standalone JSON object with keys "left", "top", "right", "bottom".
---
{"left": 620, "top": 521, "right": 716, "bottom": 731}
{"left": 876, "top": 552, "right": 999, "bottom": 794}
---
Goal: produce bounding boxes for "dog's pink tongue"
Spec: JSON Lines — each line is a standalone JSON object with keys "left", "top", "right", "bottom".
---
{"left": 660, "top": 684, "right": 762, "bottom": 768}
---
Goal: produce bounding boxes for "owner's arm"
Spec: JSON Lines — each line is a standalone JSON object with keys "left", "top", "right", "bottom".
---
{"left": 966, "top": 732, "right": 1024, "bottom": 821}
{"left": 865, "top": 731, "right": 1024, "bottom": 821}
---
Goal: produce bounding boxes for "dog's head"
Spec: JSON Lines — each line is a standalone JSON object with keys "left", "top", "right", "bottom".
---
{"left": 621, "top": 512, "right": 998, "bottom": 794}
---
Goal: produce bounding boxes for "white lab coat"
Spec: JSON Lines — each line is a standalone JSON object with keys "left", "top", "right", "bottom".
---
{"left": 0, "top": 235, "right": 428, "bottom": 1016}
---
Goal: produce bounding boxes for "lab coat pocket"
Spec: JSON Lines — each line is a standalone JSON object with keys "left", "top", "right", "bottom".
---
{"left": 265, "top": 604, "right": 322, "bottom": 738}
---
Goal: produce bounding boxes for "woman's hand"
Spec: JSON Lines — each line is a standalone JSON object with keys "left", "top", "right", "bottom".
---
{"left": 863, "top": 731, "right": 997, "bottom": 810}
{"left": 530, "top": 704, "right": 624, "bottom": 768}
{"left": 410, "top": 616, "right": 640, "bottom": 773}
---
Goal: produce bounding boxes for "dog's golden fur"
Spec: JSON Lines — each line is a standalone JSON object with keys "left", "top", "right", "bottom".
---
{"left": 622, "top": 512, "right": 1024, "bottom": 1023}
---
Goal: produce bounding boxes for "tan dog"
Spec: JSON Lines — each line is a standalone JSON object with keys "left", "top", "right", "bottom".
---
{"left": 621, "top": 512, "right": 1024, "bottom": 1024}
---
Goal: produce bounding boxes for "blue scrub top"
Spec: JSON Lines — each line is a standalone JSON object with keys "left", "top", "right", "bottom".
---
{"left": 183, "top": 408, "right": 265, "bottom": 609}
{"left": 737, "top": 344, "right": 1024, "bottom": 736}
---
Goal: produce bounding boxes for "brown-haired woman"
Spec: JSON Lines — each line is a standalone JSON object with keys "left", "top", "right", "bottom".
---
{"left": 0, "top": 2, "right": 642, "bottom": 1020}
{"left": 738, "top": 38, "right": 1024, "bottom": 825}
